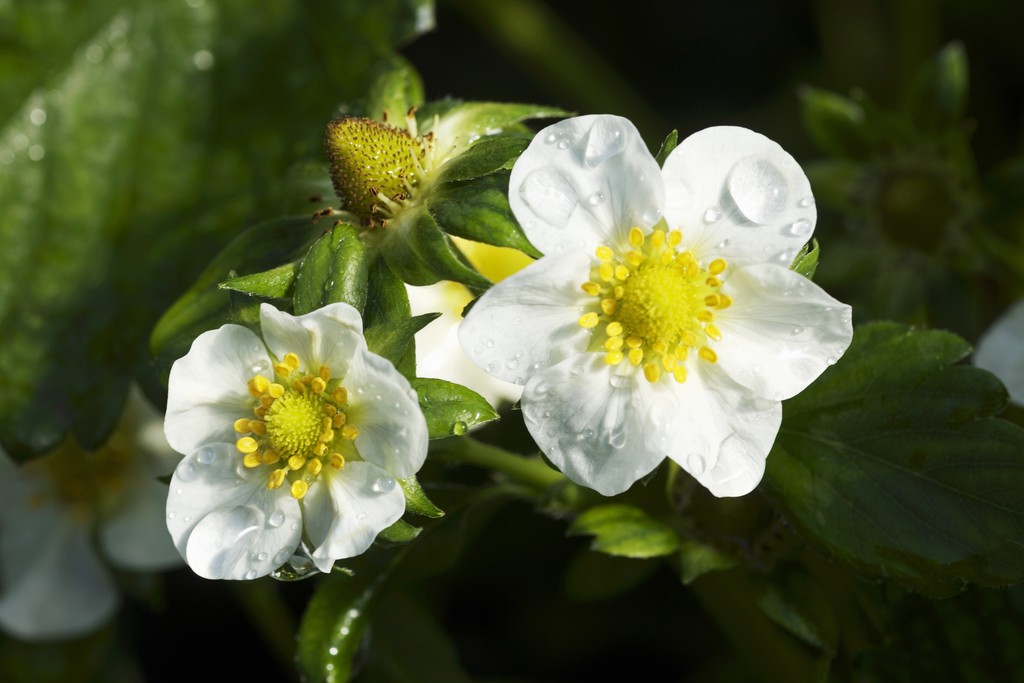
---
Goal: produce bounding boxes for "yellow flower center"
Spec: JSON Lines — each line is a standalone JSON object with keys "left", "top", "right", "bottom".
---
{"left": 578, "top": 225, "right": 732, "bottom": 383}
{"left": 233, "top": 352, "right": 359, "bottom": 500}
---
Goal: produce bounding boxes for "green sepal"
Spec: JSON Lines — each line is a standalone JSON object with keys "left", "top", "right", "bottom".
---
{"left": 363, "top": 256, "right": 411, "bottom": 330}
{"left": 798, "top": 86, "right": 870, "bottom": 159}
{"left": 567, "top": 504, "right": 680, "bottom": 559}
{"left": 376, "top": 518, "right": 423, "bottom": 544}
{"left": 150, "top": 216, "right": 323, "bottom": 384}
{"left": 364, "top": 55, "right": 425, "bottom": 124}
{"left": 416, "top": 101, "right": 569, "bottom": 153}
{"left": 906, "top": 41, "right": 969, "bottom": 131}
{"left": 677, "top": 538, "right": 739, "bottom": 585}
{"left": 409, "top": 377, "right": 500, "bottom": 439}
{"left": 434, "top": 136, "right": 528, "bottom": 184}
{"left": 381, "top": 208, "right": 491, "bottom": 288}
{"left": 751, "top": 571, "right": 838, "bottom": 653}
{"left": 363, "top": 312, "right": 439, "bottom": 380}
{"left": 655, "top": 129, "right": 679, "bottom": 166}
{"left": 430, "top": 172, "right": 542, "bottom": 258}
{"left": 219, "top": 262, "right": 298, "bottom": 300}
{"left": 766, "top": 322, "right": 1024, "bottom": 596}
{"left": 398, "top": 476, "right": 445, "bottom": 518}
{"left": 296, "top": 569, "right": 386, "bottom": 683}
{"left": 293, "top": 221, "right": 368, "bottom": 315}
{"left": 790, "top": 239, "right": 820, "bottom": 280}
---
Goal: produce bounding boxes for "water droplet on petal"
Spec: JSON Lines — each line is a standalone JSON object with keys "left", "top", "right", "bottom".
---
{"left": 703, "top": 207, "right": 722, "bottom": 223}
{"left": 251, "top": 359, "right": 270, "bottom": 374}
{"left": 244, "top": 569, "right": 258, "bottom": 580}
{"left": 642, "top": 207, "right": 662, "bottom": 224}
{"left": 570, "top": 364, "right": 584, "bottom": 376}
{"left": 184, "top": 505, "right": 263, "bottom": 579}
{"left": 826, "top": 357, "right": 837, "bottom": 366}
{"left": 167, "top": 511, "right": 177, "bottom": 520}
{"left": 784, "top": 218, "right": 813, "bottom": 237}
{"left": 791, "top": 326, "right": 804, "bottom": 336}
{"left": 556, "top": 139, "right": 569, "bottom": 150}
{"left": 686, "top": 453, "right": 706, "bottom": 476}
{"left": 176, "top": 461, "right": 197, "bottom": 482}
{"left": 728, "top": 156, "right": 788, "bottom": 224}
{"left": 196, "top": 447, "right": 217, "bottom": 465}
{"left": 485, "top": 338, "right": 494, "bottom": 348}
{"left": 268, "top": 510, "right": 286, "bottom": 528}
{"left": 715, "top": 239, "right": 732, "bottom": 249}
{"left": 586, "top": 191, "right": 606, "bottom": 206}
{"left": 505, "top": 358, "right": 519, "bottom": 370}
{"left": 798, "top": 196, "right": 815, "bottom": 208}
{"left": 257, "top": 552, "right": 268, "bottom": 562}
{"left": 584, "top": 118, "right": 626, "bottom": 167}
{"left": 356, "top": 512, "right": 368, "bottom": 521}
{"left": 544, "top": 132, "right": 558, "bottom": 144}
{"left": 609, "top": 374, "right": 630, "bottom": 389}
{"left": 372, "top": 477, "right": 396, "bottom": 494}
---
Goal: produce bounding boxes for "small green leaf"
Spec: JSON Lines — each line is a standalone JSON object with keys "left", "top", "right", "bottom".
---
{"left": 293, "top": 221, "right": 368, "bottom": 315}
{"left": 417, "top": 101, "right": 568, "bottom": 154}
{"left": 766, "top": 322, "right": 1024, "bottom": 596}
{"left": 363, "top": 312, "right": 439, "bottom": 379}
{"left": 220, "top": 262, "right": 298, "bottom": 299}
{"left": 568, "top": 504, "right": 680, "bottom": 559}
{"left": 752, "top": 571, "right": 838, "bottom": 653}
{"left": 790, "top": 239, "right": 819, "bottom": 280}
{"left": 655, "top": 129, "right": 678, "bottom": 166}
{"left": 430, "top": 173, "right": 542, "bottom": 258}
{"left": 364, "top": 55, "right": 425, "bottom": 123}
{"left": 363, "top": 256, "right": 411, "bottom": 330}
{"left": 799, "top": 86, "right": 870, "bottom": 158}
{"left": 381, "top": 208, "right": 491, "bottom": 288}
{"left": 435, "top": 136, "right": 528, "bottom": 184}
{"left": 409, "top": 377, "right": 499, "bottom": 439}
{"left": 398, "top": 475, "right": 445, "bottom": 518}
{"left": 907, "top": 41, "right": 969, "bottom": 130}
{"left": 678, "top": 538, "right": 739, "bottom": 585}
{"left": 296, "top": 569, "right": 386, "bottom": 683}
{"left": 376, "top": 518, "right": 423, "bottom": 544}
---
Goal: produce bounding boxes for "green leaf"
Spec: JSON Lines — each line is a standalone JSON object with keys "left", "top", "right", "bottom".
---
{"left": 434, "top": 136, "right": 528, "bottom": 184}
{"left": 409, "top": 377, "right": 499, "bottom": 439}
{"left": 363, "top": 256, "right": 411, "bottom": 330}
{"left": 430, "top": 172, "right": 542, "bottom": 258}
{"left": 790, "top": 239, "right": 819, "bottom": 280}
{"left": 906, "top": 41, "right": 969, "bottom": 131}
{"left": 220, "top": 262, "right": 298, "bottom": 299}
{"left": 417, "top": 101, "right": 568, "bottom": 154}
{"left": 150, "top": 217, "right": 322, "bottom": 385}
{"left": 363, "top": 312, "right": 439, "bottom": 379}
{"left": 655, "top": 129, "right": 678, "bottom": 166}
{"left": 293, "top": 221, "right": 368, "bottom": 315}
{"left": 751, "top": 571, "right": 838, "bottom": 653}
{"left": 296, "top": 569, "right": 386, "bottom": 683}
{"left": 398, "top": 475, "right": 445, "bottom": 518}
{"left": 364, "top": 55, "right": 425, "bottom": 123}
{"left": 376, "top": 518, "right": 422, "bottom": 544}
{"left": 799, "top": 86, "right": 870, "bottom": 159}
{"left": 766, "top": 322, "right": 1024, "bottom": 596}
{"left": 678, "top": 538, "right": 739, "bottom": 585}
{"left": 381, "top": 207, "right": 491, "bottom": 288}
{"left": 567, "top": 504, "right": 680, "bottom": 559}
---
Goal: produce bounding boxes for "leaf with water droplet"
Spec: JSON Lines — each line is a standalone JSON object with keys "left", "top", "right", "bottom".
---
{"left": 766, "top": 322, "right": 1024, "bottom": 596}
{"left": 567, "top": 504, "right": 680, "bottom": 559}
{"left": 409, "top": 377, "right": 499, "bottom": 439}
{"left": 435, "top": 136, "right": 528, "bottom": 184}
{"left": 293, "top": 221, "right": 368, "bottom": 316}
{"left": 430, "top": 173, "right": 542, "bottom": 258}
{"left": 398, "top": 475, "right": 445, "bottom": 518}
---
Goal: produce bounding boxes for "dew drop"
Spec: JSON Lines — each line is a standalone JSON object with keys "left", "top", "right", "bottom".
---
{"left": 642, "top": 207, "right": 662, "bottom": 224}
{"left": 791, "top": 326, "right": 804, "bottom": 336}
{"left": 183, "top": 515, "right": 191, "bottom": 523}
{"left": 575, "top": 432, "right": 586, "bottom": 442}
{"left": 586, "top": 191, "right": 606, "bottom": 206}
{"left": 542, "top": 410, "right": 552, "bottom": 418}
{"left": 485, "top": 338, "right": 494, "bottom": 348}
{"left": 167, "top": 511, "right": 177, "bottom": 520}
{"left": 244, "top": 569, "right": 258, "bottom": 580}
{"left": 703, "top": 207, "right": 722, "bottom": 223}
{"left": 175, "top": 488, "right": 183, "bottom": 496}
{"left": 274, "top": 550, "right": 292, "bottom": 566}
{"left": 251, "top": 359, "right": 270, "bottom": 374}
{"left": 184, "top": 505, "right": 263, "bottom": 579}
{"left": 609, "top": 374, "right": 630, "bottom": 389}
{"left": 728, "top": 156, "right": 788, "bottom": 224}
{"left": 686, "top": 452, "right": 706, "bottom": 476}
{"left": 451, "top": 420, "right": 468, "bottom": 436}
{"left": 826, "top": 357, "right": 837, "bottom": 366}
{"left": 583, "top": 118, "right": 626, "bottom": 167}
{"left": 505, "top": 358, "right": 519, "bottom": 370}
{"left": 715, "top": 239, "right": 732, "bottom": 249}
{"left": 372, "top": 477, "right": 396, "bottom": 494}
{"left": 257, "top": 552, "right": 268, "bottom": 562}
{"left": 609, "top": 424, "right": 627, "bottom": 449}
{"left": 486, "top": 362, "right": 496, "bottom": 372}
{"left": 196, "top": 447, "right": 217, "bottom": 465}
{"left": 176, "top": 461, "right": 197, "bottom": 482}
{"left": 785, "top": 218, "right": 813, "bottom": 237}
{"left": 557, "top": 139, "right": 569, "bottom": 150}
{"left": 291, "top": 522, "right": 300, "bottom": 531}
{"left": 545, "top": 132, "right": 558, "bottom": 144}
{"left": 798, "top": 196, "right": 815, "bottom": 208}
{"left": 356, "top": 512, "right": 368, "bottom": 521}
{"left": 570, "top": 363, "right": 584, "bottom": 376}
{"left": 268, "top": 510, "right": 286, "bottom": 528}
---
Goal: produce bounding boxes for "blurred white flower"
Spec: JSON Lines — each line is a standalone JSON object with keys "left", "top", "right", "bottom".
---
{"left": 974, "top": 298, "right": 1024, "bottom": 406}
{"left": 408, "top": 237, "right": 531, "bottom": 408}
{"left": 460, "top": 115, "right": 853, "bottom": 497}
{"left": 0, "top": 388, "right": 181, "bottom": 641}
{"left": 164, "top": 302, "right": 428, "bottom": 580}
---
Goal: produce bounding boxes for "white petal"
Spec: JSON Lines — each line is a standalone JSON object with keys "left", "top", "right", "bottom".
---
{"left": 715, "top": 263, "right": 853, "bottom": 399}
{"left": 458, "top": 250, "right": 592, "bottom": 384}
{"left": 407, "top": 283, "right": 523, "bottom": 406}
{"left": 663, "top": 366, "right": 782, "bottom": 497}
{"left": 974, "top": 299, "right": 1024, "bottom": 407}
{"left": 0, "top": 509, "right": 117, "bottom": 640}
{"left": 509, "top": 115, "right": 664, "bottom": 255}
{"left": 259, "top": 302, "right": 364, "bottom": 375}
{"left": 344, "top": 347, "right": 429, "bottom": 478}
{"left": 100, "top": 477, "right": 182, "bottom": 571}
{"left": 661, "top": 126, "right": 816, "bottom": 267}
{"left": 166, "top": 443, "right": 301, "bottom": 580}
{"left": 307, "top": 461, "right": 406, "bottom": 570}
{"left": 520, "top": 355, "right": 667, "bottom": 496}
{"left": 165, "top": 324, "right": 270, "bottom": 455}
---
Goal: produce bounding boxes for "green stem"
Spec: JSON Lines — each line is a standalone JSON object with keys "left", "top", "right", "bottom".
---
{"left": 437, "top": 436, "right": 564, "bottom": 491}
{"left": 230, "top": 580, "right": 300, "bottom": 682}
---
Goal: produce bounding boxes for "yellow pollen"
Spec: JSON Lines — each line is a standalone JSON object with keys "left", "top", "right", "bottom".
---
{"left": 579, "top": 312, "right": 599, "bottom": 329}
{"left": 332, "top": 413, "right": 346, "bottom": 428}
{"left": 262, "top": 450, "right": 281, "bottom": 465}
{"left": 705, "top": 324, "right": 722, "bottom": 341}
{"left": 311, "top": 377, "right": 327, "bottom": 394}
{"left": 318, "top": 365, "right": 331, "bottom": 381}
{"left": 265, "top": 391, "right": 327, "bottom": 458}
{"left": 699, "top": 347, "right": 718, "bottom": 363}
{"left": 274, "top": 362, "right": 292, "bottom": 377}
{"left": 628, "top": 348, "right": 643, "bottom": 365}
{"left": 330, "top": 453, "right": 345, "bottom": 469}
{"left": 236, "top": 437, "right": 259, "bottom": 454}
{"left": 629, "top": 226, "right": 645, "bottom": 247}
{"left": 342, "top": 425, "right": 359, "bottom": 441}
{"left": 582, "top": 282, "right": 601, "bottom": 296}
{"left": 709, "top": 259, "right": 727, "bottom": 275}
{"left": 248, "top": 375, "right": 270, "bottom": 396}
{"left": 307, "top": 459, "right": 323, "bottom": 477}
{"left": 291, "top": 480, "right": 309, "bottom": 500}
{"left": 596, "top": 245, "right": 614, "bottom": 262}
{"left": 605, "top": 350, "right": 624, "bottom": 365}
{"left": 332, "top": 387, "right": 348, "bottom": 404}
{"left": 250, "top": 420, "right": 267, "bottom": 436}
{"left": 643, "top": 363, "right": 661, "bottom": 383}
{"left": 243, "top": 453, "right": 261, "bottom": 468}
{"left": 268, "top": 469, "right": 287, "bottom": 489}
{"left": 288, "top": 455, "right": 307, "bottom": 471}
{"left": 673, "top": 367, "right": 688, "bottom": 383}
{"left": 234, "top": 418, "right": 251, "bottom": 433}
{"left": 268, "top": 383, "right": 285, "bottom": 398}
{"left": 605, "top": 321, "right": 623, "bottom": 337}
{"left": 600, "top": 299, "right": 617, "bottom": 315}
{"left": 605, "top": 336, "right": 624, "bottom": 351}
{"left": 599, "top": 263, "right": 614, "bottom": 282}
{"left": 283, "top": 353, "right": 301, "bottom": 371}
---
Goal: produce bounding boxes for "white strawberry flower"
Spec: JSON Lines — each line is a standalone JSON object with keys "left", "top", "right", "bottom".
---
{"left": 164, "top": 302, "right": 427, "bottom": 580}
{"left": 459, "top": 115, "right": 853, "bottom": 497}
{"left": 974, "top": 298, "right": 1024, "bottom": 406}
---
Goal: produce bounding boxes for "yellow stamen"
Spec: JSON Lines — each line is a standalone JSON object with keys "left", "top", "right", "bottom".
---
{"left": 342, "top": 425, "right": 359, "bottom": 440}
{"left": 291, "top": 480, "right": 309, "bottom": 500}
{"left": 236, "top": 437, "right": 259, "bottom": 454}
{"left": 579, "top": 312, "right": 599, "bottom": 329}
{"left": 234, "top": 418, "right": 251, "bottom": 433}
{"left": 643, "top": 363, "right": 661, "bottom": 383}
